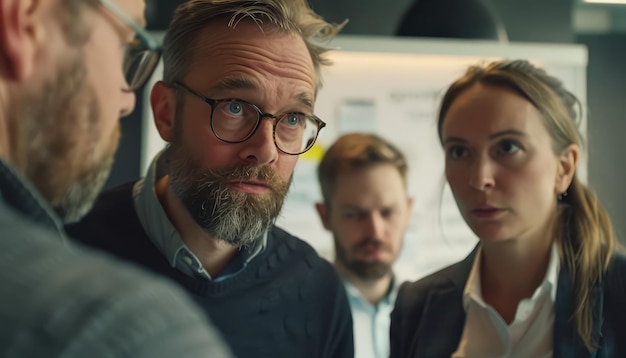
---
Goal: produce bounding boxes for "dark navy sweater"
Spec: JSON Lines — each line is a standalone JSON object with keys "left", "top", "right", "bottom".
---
{"left": 66, "top": 182, "right": 354, "bottom": 358}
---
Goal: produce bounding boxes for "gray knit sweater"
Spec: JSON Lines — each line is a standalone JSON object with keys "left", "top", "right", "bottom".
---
{"left": 0, "top": 160, "right": 232, "bottom": 358}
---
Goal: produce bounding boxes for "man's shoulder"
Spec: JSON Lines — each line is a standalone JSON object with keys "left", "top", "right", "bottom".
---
{"left": 65, "top": 180, "right": 143, "bottom": 244}
{"left": 84, "top": 180, "right": 138, "bottom": 217}
{"left": 0, "top": 207, "right": 230, "bottom": 357}
{"left": 268, "top": 226, "right": 334, "bottom": 271}
{"left": 261, "top": 226, "right": 345, "bottom": 297}
{"left": 397, "top": 259, "right": 470, "bottom": 310}
{"left": 262, "top": 227, "right": 353, "bottom": 357}
{"left": 400, "top": 245, "right": 477, "bottom": 300}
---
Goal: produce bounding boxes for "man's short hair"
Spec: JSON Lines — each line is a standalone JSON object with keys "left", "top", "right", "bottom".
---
{"left": 162, "top": 0, "right": 344, "bottom": 89}
{"left": 317, "top": 133, "right": 408, "bottom": 204}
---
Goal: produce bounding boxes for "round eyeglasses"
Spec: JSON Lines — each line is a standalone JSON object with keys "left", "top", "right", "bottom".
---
{"left": 173, "top": 81, "right": 326, "bottom": 155}
{"left": 123, "top": 47, "right": 162, "bottom": 91}
{"left": 98, "top": 0, "right": 161, "bottom": 91}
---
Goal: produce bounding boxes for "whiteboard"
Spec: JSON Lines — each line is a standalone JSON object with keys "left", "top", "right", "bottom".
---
{"left": 142, "top": 35, "right": 588, "bottom": 284}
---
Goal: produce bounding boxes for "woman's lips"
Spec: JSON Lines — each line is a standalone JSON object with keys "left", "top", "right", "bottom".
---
{"left": 471, "top": 206, "right": 505, "bottom": 218}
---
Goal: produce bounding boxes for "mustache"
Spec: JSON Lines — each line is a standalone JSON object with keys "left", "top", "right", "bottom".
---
{"left": 191, "top": 165, "right": 285, "bottom": 192}
{"left": 221, "top": 165, "right": 280, "bottom": 183}
{"left": 165, "top": 142, "right": 281, "bottom": 184}
{"left": 354, "top": 238, "right": 388, "bottom": 252}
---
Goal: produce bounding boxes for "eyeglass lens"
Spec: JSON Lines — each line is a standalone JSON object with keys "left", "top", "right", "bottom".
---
{"left": 212, "top": 100, "right": 319, "bottom": 154}
{"left": 124, "top": 48, "right": 161, "bottom": 91}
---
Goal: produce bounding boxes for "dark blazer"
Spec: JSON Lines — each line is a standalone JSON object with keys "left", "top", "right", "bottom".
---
{"left": 390, "top": 246, "right": 626, "bottom": 358}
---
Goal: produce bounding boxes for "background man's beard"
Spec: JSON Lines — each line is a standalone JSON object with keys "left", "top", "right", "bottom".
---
{"left": 335, "top": 237, "right": 392, "bottom": 281}
{"left": 168, "top": 145, "right": 290, "bottom": 248}
{"left": 12, "top": 53, "right": 116, "bottom": 223}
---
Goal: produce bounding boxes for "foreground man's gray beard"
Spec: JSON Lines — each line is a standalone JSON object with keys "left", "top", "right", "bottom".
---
{"left": 12, "top": 50, "right": 114, "bottom": 224}
{"left": 168, "top": 150, "right": 291, "bottom": 248}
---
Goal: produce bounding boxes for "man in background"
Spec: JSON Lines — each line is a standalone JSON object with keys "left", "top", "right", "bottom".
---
{"left": 316, "top": 133, "right": 414, "bottom": 358}
{"left": 0, "top": 0, "right": 230, "bottom": 356}
{"left": 67, "top": 1, "right": 354, "bottom": 357}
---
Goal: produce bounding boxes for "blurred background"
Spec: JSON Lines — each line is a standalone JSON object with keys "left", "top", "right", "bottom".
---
{"left": 112, "top": 0, "right": 626, "bottom": 245}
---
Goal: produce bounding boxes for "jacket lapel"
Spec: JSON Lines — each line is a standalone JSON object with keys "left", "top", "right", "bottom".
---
{"left": 553, "top": 268, "right": 604, "bottom": 358}
{"left": 414, "top": 286, "right": 466, "bottom": 357}
{"left": 413, "top": 247, "right": 478, "bottom": 357}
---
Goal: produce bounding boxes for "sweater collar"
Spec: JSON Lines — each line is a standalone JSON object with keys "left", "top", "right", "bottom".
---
{"left": 0, "top": 160, "right": 67, "bottom": 242}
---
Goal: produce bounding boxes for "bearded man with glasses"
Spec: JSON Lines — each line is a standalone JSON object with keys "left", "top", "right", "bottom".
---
{"left": 67, "top": 1, "right": 355, "bottom": 357}
{"left": 0, "top": 0, "right": 231, "bottom": 356}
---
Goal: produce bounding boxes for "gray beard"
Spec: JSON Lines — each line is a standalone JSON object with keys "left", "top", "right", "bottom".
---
{"left": 167, "top": 148, "right": 290, "bottom": 248}
{"left": 183, "top": 181, "right": 279, "bottom": 248}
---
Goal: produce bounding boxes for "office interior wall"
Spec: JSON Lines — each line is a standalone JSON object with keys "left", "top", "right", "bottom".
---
{"left": 102, "top": 94, "right": 143, "bottom": 189}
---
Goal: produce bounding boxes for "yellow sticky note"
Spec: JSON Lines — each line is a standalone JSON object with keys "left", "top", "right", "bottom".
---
{"left": 300, "top": 143, "right": 325, "bottom": 162}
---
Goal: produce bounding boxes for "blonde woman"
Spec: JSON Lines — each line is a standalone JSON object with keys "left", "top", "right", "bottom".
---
{"left": 390, "top": 59, "right": 626, "bottom": 357}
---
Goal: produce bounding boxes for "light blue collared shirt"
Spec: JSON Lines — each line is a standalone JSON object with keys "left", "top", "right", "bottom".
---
{"left": 133, "top": 151, "right": 267, "bottom": 281}
{"left": 343, "top": 276, "right": 398, "bottom": 358}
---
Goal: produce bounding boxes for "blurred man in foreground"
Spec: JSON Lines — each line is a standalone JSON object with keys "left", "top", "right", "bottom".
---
{"left": 0, "top": 0, "right": 230, "bottom": 356}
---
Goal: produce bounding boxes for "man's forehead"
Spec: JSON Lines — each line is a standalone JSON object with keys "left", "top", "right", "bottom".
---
{"left": 187, "top": 21, "right": 316, "bottom": 94}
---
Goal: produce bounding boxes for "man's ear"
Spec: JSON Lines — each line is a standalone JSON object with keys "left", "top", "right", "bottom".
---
{"left": 151, "top": 81, "right": 177, "bottom": 142}
{"left": 315, "top": 202, "right": 332, "bottom": 231}
{"left": 555, "top": 144, "right": 579, "bottom": 194}
{"left": 0, "top": 0, "right": 42, "bottom": 81}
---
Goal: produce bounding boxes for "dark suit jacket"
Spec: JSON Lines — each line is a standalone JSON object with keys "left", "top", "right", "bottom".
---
{"left": 390, "top": 246, "right": 626, "bottom": 358}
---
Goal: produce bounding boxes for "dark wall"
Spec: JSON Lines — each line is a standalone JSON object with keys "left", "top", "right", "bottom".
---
{"left": 144, "top": 0, "right": 574, "bottom": 41}
{"left": 103, "top": 0, "right": 183, "bottom": 190}
{"left": 308, "top": 0, "right": 414, "bottom": 35}
{"left": 308, "top": 0, "right": 574, "bottom": 42}
{"left": 145, "top": 0, "right": 187, "bottom": 30}
{"left": 491, "top": 0, "right": 574, "bottom": 43}
{"left": 396, "top": 0, "right": 504, "bottom": 40}
{"left": 103, "top": 93, "right": 143, "bottom": 189}
{"left": 577, "top": 33, "right": 626, "bottom": 242}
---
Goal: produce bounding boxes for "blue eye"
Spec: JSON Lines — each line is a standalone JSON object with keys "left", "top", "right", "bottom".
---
{"left": 285, "top": 114, "right": 301, "bottom": 127}
{"left": 226, "top": 101, "right": 243, "bottom": 115}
